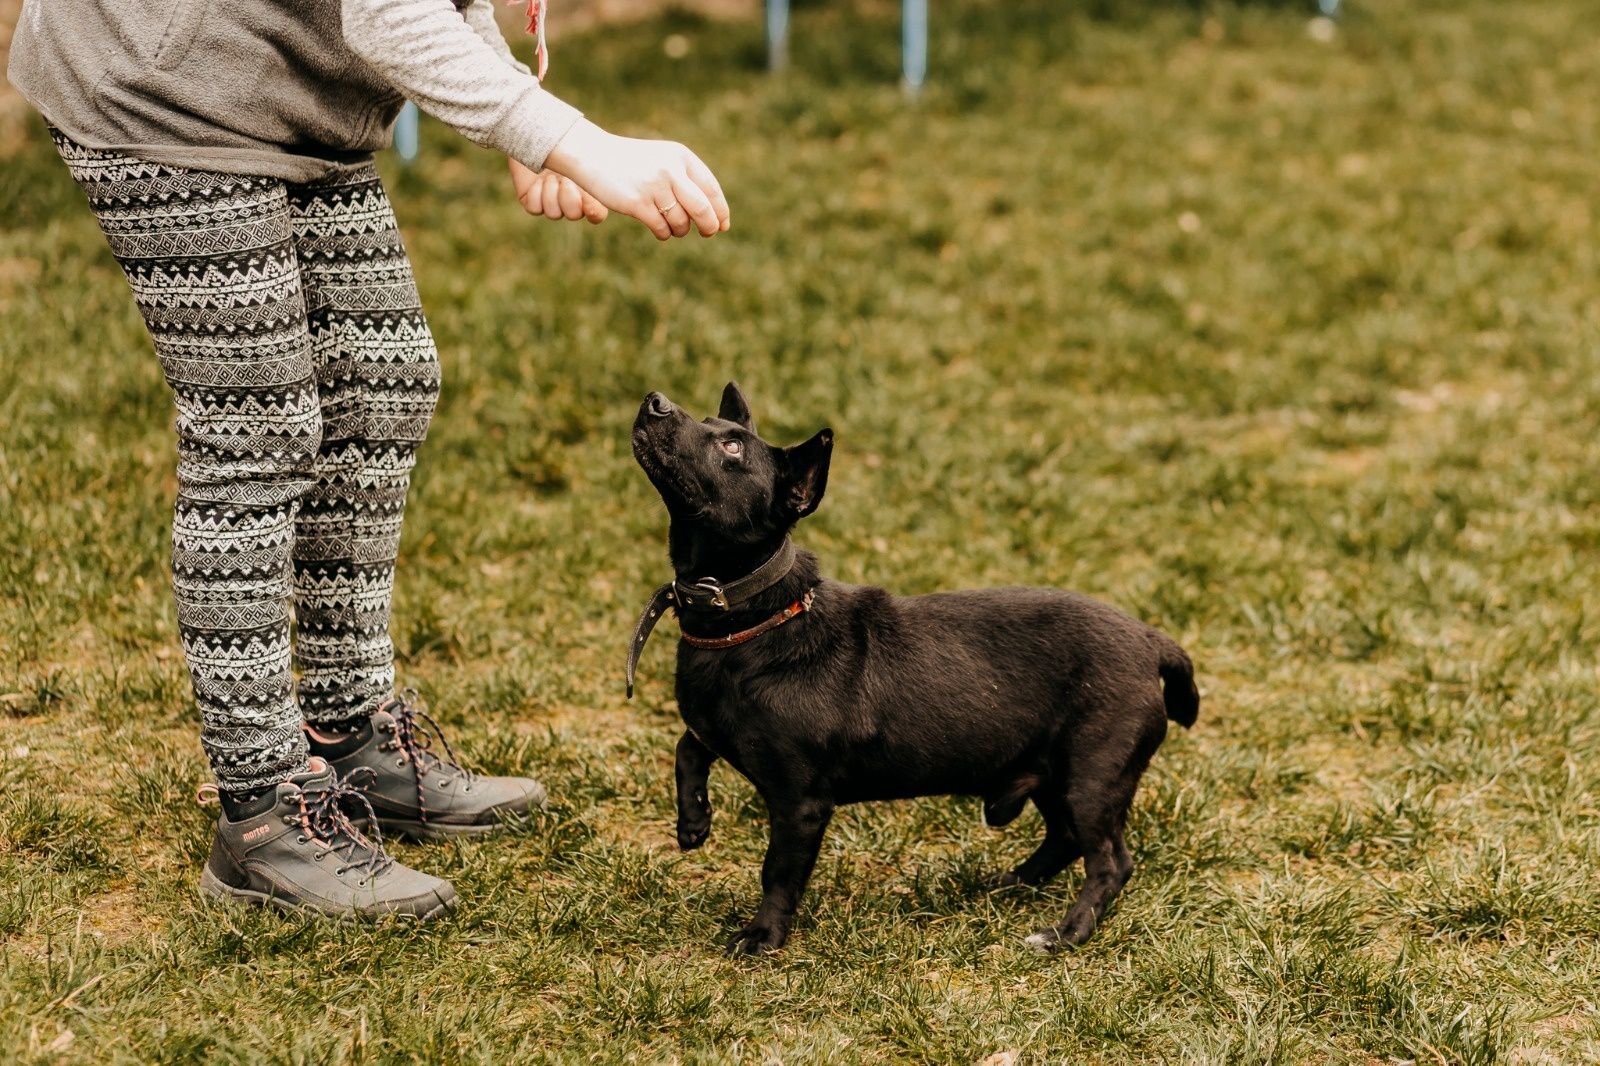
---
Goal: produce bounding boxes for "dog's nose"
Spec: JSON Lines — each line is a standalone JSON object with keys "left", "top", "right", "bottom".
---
{"left": 644, "top": 392, "right": 673, "bottom": 419}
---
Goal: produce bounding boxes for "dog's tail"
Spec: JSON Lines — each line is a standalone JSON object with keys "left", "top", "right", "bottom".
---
{"left": 1157, "top": 639, "right": 1200, "bottom": 729}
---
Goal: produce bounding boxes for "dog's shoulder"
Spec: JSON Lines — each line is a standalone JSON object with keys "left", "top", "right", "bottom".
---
{"left": 813, "top": 578, "right": 890, "bottom": 612}
{"left": 809, "top": 579, "right": 904, "bottom": 637}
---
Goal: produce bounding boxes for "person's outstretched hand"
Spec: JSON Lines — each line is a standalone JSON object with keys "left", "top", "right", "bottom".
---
{"left": 542, "top": 118, "right": 731, "bottom": 241}
{"left": 510, "top": 158, "right": 608, "bottom": 224}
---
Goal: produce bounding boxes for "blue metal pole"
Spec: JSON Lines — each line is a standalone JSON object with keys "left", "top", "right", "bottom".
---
{"left": 767, "top": 0, "right": 790, "bottom": 72}
{"left": 395, "top": 101, "right": 420, "bottom": 164}
{"left": 903, "top": 0, "right": 928, "bottom": 93}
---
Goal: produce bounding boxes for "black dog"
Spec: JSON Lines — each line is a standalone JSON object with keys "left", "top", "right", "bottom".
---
{"left": 628, "top": 383, "right": 1199, "bottom": 954}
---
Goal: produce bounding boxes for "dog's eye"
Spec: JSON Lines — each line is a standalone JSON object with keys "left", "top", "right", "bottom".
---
{"left": 718, "top": 439, "right": 743, "bottom": 458}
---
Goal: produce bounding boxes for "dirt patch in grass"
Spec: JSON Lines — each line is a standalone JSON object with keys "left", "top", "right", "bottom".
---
{"left": 81, "top": 883, "right": 168, "bottom": 946}
{"left": 0, "top": 255, "right": 40, "bottom": 298}
{"left": 1511, "top": 1008, "right": 1598, "bottom": 1064}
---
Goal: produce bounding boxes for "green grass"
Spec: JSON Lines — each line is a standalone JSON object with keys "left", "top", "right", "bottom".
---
{"left": 3, "top": 0, "right": 1600, "bottom": 1060}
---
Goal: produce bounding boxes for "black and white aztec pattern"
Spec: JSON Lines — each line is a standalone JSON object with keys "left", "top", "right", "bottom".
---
{"left": 54, "top": 132, "right": 440, "bottom": 793}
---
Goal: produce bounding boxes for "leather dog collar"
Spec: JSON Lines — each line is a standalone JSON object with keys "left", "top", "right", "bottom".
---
{"left": 680, "top": 589, "right": 815, "bottom": 650}
{"left": 626, "top": 539, "right": 809, "bottom": 698}
{"left": 672, "top": 538, "right": 797, "bottom": 611}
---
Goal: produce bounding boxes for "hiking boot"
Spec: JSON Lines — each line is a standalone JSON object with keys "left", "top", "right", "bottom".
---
{"left": 198, "top": 758, "right": 456, "bottom": 920}
{"left": 308, "top": 690, "right": 547, "bottom": 841}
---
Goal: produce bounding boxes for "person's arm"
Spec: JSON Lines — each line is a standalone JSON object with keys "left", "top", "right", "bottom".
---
{"left": 343, "top": 0, "right": 579, "bottom": 170}
{"left": 457, "top": 0, "right": 610, "bottom": 224}
{"left": 343, "top": 0, "right": 729, "bottom": 238}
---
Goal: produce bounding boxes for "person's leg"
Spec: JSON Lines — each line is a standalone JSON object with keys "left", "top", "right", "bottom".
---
{"left": 53, "top": 134, "right": 458, "bottom": 916}
{"left": 285, "top": 168, "right": 545, "bottom": 837}
{"left": 52, "top": 132, "right": 316, "bottom": 803}
{"left": 284, "top": 166, "right": 440, "bottom": 734}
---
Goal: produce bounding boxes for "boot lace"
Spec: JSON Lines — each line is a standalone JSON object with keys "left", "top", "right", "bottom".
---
{"left": 383, "top": 688, "right": 475, "bottom": 824}
{"left": 292, "top": 768, "right": 393, "bottom": 880}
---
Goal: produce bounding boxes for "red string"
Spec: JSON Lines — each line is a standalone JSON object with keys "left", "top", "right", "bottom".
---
{"left": 511, "top": 0, "right": 550, "bottom": 81}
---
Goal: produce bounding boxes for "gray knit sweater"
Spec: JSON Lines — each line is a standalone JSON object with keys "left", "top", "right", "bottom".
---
{"left": 6, "top": 0, "right": 583, "bottom": 181}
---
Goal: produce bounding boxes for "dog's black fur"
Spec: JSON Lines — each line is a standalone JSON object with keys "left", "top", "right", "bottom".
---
{"left": 632, "top": 383, "right": 1199, "bottom": 955}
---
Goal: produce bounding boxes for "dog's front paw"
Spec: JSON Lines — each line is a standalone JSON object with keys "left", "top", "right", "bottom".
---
{"left": 724, "top": 920, "right": 787, "bottom": 956}
{"left": 676, "top": 814, "right": 711, "bottom": 851}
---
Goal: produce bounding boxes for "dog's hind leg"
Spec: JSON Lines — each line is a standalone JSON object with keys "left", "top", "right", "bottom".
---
{"left": 1026, "top": 706, "right": 1163, "bottom": 951}
{"left": 1027, "top": 827, "right": 1133, "bottom": 952}
{"left": 997, "top": 792, "right": 1080, "bottom": 887}
{"left": 675, "top": 731, "right": 719, "bottom": 851}
{"left": 1026, "top": 801, "right": 1133, "bottom": 951}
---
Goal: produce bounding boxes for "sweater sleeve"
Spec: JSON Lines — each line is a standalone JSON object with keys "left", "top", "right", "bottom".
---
{"left": 342, "top": 0, "right": 582, "bottom": 170}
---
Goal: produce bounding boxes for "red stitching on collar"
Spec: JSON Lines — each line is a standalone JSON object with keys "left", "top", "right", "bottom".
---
{"left": 680, "top": 589, "right": 815, "bottom": 650}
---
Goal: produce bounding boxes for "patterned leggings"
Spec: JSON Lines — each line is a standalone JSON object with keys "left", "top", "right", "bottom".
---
{"left": 55, "top": 132, "right": 441, "bottom": 794}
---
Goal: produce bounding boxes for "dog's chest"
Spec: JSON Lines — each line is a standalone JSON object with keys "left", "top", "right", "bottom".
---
{"left": 674, "top": 671, "right": 755, "bottom": 769}
{"left": 676, "top": 690, "right": 737, "bottom": 760}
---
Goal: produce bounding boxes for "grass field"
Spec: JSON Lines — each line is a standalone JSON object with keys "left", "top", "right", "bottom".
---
{"left": 4, "top": 0, "right": 1600, "bottom": 1061}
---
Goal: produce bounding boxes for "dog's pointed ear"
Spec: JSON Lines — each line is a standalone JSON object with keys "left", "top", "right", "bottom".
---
{"left": 718, "top": 380, "right": 755, "bottom": 432}
{"left": 780, "top": 429, "right": 833, "bottom": 521}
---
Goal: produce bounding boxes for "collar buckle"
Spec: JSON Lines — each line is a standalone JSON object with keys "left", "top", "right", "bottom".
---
{"left": 686, "top": 578, "right": 730, "bottom": 611}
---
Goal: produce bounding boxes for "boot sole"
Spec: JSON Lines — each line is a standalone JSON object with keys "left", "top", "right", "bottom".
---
{"left": 363, "top": 798, "right": 545, "bottom": 842}
{"left": 370, "top": 816, "right": 507, "bottom": 842}
{"left": 199, "top": 865, "right": 456, "bottom": 920}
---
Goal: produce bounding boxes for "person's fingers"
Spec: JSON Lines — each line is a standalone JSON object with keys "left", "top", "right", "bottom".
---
{"left": 557, "top": 177, "right": 585, "bottom": 221}
{"left": 665, "top": 204, "right": 691, "bottom": 237}
{"left": 524, "top": 171, "right": 546, "bottom": 214}
{"left": 685, "top": 152, "right": 731, "bottom": 232}
{"left": 509, "top": 157, "right": 539, "bottom": 212}
{"left": 582, "top": 192, "right": 609, "bottom": 224}
{"left": 634, "top": 195, "right": 673, "bottom": 240}
{"left": 533, "top": 173, "right": 550, "bottom": 217}
{"left": 541, "top": 174, "right": 564, "bottom": 220}
{"left": 669, "top": 174, "right": 719, "bottom": 237}
{"left": 514, "top": 177, "right": 537, "bottom": 210}
{"left": 655, "top": 192, "right": 691, "bottom": 238}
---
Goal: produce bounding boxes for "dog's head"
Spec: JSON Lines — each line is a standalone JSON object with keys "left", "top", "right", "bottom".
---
{"left": 632, "top": 382, "right": 832, "bottom": 545}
